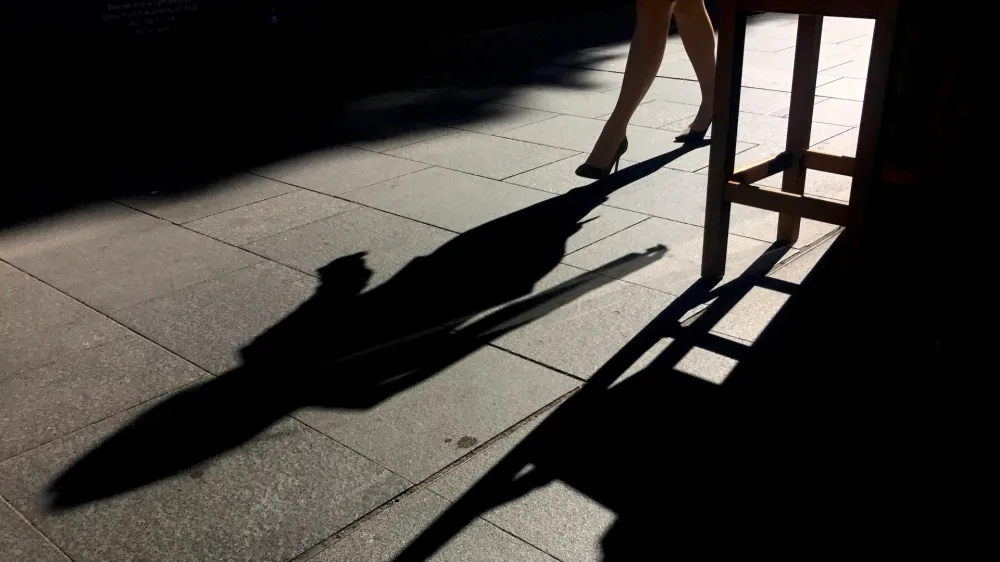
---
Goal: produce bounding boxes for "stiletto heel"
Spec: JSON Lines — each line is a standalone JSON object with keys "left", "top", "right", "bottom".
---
{"left": 674, "top": 118, "right": 712, "bottom": 143}
{"left": 575, "top": 137, "right": 629, "bottom": 179}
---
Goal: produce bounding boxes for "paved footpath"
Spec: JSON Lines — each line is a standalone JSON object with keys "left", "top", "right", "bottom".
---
{"left": 1, "top": 10, "right": 873, "bottom": 562}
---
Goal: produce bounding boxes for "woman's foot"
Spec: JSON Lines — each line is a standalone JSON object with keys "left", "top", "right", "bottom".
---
{"left": 582, "top": 126, "right": 628, "bottom": 170}
{"left": 576, "top": 133, "right": 629, "bottom": 179}
{"left": 675, "top": 104, "right": 712, "bottom": 142}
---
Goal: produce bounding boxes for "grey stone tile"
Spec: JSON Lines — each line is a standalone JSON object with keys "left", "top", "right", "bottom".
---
{"left": 254, "top": 145, "right": 430, "bottom": 195}
{"left": 743, "top": 36, "right": 798, "bottom": 53}
{"left": 527, "top": 66, "right": 626, "bottom": 92}
{"left": 0, "top": 263, "right": 131, "bottom": 375}
{"left": 430, "top": 413, "right": 615, "bottom": 562}
{"left": 497, "top": 85, "right": 622, "bottom": 118}
{"left": 729, "top": 205, "right": 837, "bottom": 249}
{"left": 663, "top": 112, "right": 849, "bottom": 147}
{"left": 554, "top": 42, "right": 631, "bottom": 73}
{"left": 603, "top": 167, "right": 711, "bottom": 226}
{"left": 0, "top": 335, "right": 206, "bottom": 462}
{"left": 820, "top": 24, "right": 873, "bottom": 45}
{"left": 740, "top": 68, "right": 839, "bottom": 92}
{"left": 563, "top": 218, "right": 776, "bottom": 296}
{"left": 111, "top": 261, "right": 319, "bottom": 375}
{"left": 117, "top": 173, "right": 295, "bottom": 223}
{"left": 645, "top": 77, "right": 705, "bottom": 106}
{"left": 841, "top": 34, "right": 874, "bottom": 48}
{"left": 821, "top": 58, "right": 870, "bottom": 80}
{"left": 505, "top": 153, "right": 639, "bottom": 195}
{"left": 815, "top": 77, "right": 867, "bottom": 101}
{"left": 347, "top": 122, "right": 462, "bottom": 154}
{"left": 811, "top": 127, "right": 858, "bottom": 157}
{"left": 504, "top": 115, "right": 752, "bottom": 172}
{"left": 620, "top": 333, "right": 744, "bottom": 385}
{"left": 737, "top": 87, "right": 795, "bottom": 116}
{"left": 0, "top": 413, "right": 409, "bottom": 562}
{"left": 655, "top": 58, "right": 697, "bottom": 80}
{"left": 310, "top": 489, "right": 557, "bottom": 562}
{"left": 183, "top": 190, "right": 358, "bottom": 246}
{"left": 471, "top": 264, "right": 675, "bottom": 379}
{"left": 244, "top": 207, "right": 455, "bottom": 290}
{"left": 0, "top": 500, "right": 69, "bottom": 562}
{"left": 430, "top": 104, "right": 558, "bottom": 136}
{"left": 342, "top": 167, "right": 552, "bottom": 232}
{"left": 295, "top": 346, "right": 578, "bottom": 482}
{"left": 386, "top": 130, "right": 575, "bottom": 180}
{"left": 607, "top": 100, "right": 699, "bottom": 129}
{"left": 4, "top": 220, "right": 262, "bottom": 312}
{"left": 811, "top": 98, "right": 864, "bottom": 127}
{"left": 711, "top": 285, "right": 790, "bottom": 342}
{"left": 0, "top": 203, "right": 160, "bottom": 262}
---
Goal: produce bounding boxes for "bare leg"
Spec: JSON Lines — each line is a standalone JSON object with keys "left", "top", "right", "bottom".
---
{"left": 674, "top": 0, "right": 717, "bottom": 133}
{"left": 583, "top": 0, "right": 675, "bottom": 168}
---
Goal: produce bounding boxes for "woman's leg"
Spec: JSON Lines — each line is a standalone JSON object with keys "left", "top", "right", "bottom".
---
{"left": 583, "top": 0, "right": 675, "bottom": 168}
{"left": 673, "top": 0, "right": 716, "bottom": 132}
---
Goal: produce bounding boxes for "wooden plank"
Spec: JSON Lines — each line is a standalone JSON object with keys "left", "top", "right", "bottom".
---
{"left": 726, "top": 182, "right": 850, "bottom": 225}
{"left": 803, "top": 150, "right": 856, "bottom": 176}
{"left": 735, "top": 0, "right": 884, "bottom": 18}
{"left": 844, "top": 1, "right": 899, "bottom": 275}
{"left": 701, "top": 0, "right": 748, "bottom": 280}
{"left": 777, "top": 14, "right": 823, "bottom": 244}
{"left": 732, "top": 151, "right": 793, "bottom": 185}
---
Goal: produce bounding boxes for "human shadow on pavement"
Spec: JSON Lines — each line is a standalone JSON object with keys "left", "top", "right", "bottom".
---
{"left": 47, "top": 141, "right": 708, "bottom": 509}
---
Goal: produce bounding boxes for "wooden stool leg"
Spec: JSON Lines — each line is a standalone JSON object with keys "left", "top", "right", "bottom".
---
{"left": 701, "top": 2, "right": 747, "bottom": 279}
{"left": 777, "top": 15, "right": 824, "bottom": 244}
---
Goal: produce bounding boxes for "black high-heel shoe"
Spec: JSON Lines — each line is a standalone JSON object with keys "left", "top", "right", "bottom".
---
{"left": 575, "top": 138, "right": 629, "bottom": 179}
{"left": 674, "top": 118, "right": 712, "bottom": 143}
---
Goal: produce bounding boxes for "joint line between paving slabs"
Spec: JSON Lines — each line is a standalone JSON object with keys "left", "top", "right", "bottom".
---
{"left": 0, "top": 493, "right": 77, "bottom": 562}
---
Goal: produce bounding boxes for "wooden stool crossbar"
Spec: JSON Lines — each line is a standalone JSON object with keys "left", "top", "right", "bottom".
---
{"left": 701, "top": 0, "right": 899, "bottom": 279}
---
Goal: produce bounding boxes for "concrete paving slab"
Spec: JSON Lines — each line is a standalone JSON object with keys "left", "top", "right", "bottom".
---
{"left": 117, "top": 173, "right": 295, "bottom": 224}
{"left": 428, "top": 104, "right": 559, "bottom": 136}
{"left": 609, "top": 100, "right": 699, "bottom": 129}
{"left": 309, "top": 489, "right": 557, "bottom": 562}
{"left": 254, "top": 146, "right": 429, "bottom": 195}
{"left": 0, "top": 414, "right": 408, "bottom": 562}
{"left": 0, "top": 262, "right": 131, "bottom": 376}
{"left": 386, "top": 130, "right": 576, "bottom": 180}
{"left": 111, "top": 261, "right": 319, "bottom": 375}
{"left": 815, "top": 77, "right": 867, "bottom": 101}
{"left": 811, "top": 127, "right": 858, "bottom": 157}
{"left": 184, "top": 190, "right": 358, "bottom": 247}
{"left": 0, "top": 500, "right": 69, "bottom": 562}
{"left": 295, "top": 347, "right": 578, "bottom": 483}
{"left": 498, "top": 86, "right": 622, "bottom": 119}
{"left": 244, "top": 207, "right": 455, "bottom": 290}
{"left": 662, "top": 112, "right": 849, "bottom": 147}
{"left": 1, "top": 335, "right": 205, "bottom": 461}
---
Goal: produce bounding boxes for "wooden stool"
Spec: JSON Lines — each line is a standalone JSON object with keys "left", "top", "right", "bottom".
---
{"left": 701, "top": 0, "right": 899, "bottom": 279}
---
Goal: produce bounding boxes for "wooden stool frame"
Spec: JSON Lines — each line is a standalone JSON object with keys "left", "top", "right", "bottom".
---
{"left": 702, "top": 0, "right": 899, "bottom": 279}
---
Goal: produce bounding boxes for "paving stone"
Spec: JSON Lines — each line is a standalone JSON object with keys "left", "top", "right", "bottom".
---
{"left": 310, "top": 489, "right": 557, "bottom": 562}
{"left": 429, "top": 104, "right": 558, "bottom": 136}
{"left": 563, "top": 218, "right": 776, "bottom": 296}
{"left": 841, "top": 34, "right": 874, "bottom": 47}
{"left": 811, "top": 127, "right": 858, "bottom": 157}
{"left": 498, "top": 86, "right": 622, "bottom": 118}
{"left": 385, "top": 130, "right": 576, "bottom": 180}
{"left": 770, "top": 230, "right": 842, "bottom": 284}
{"left": 253, "top": 145, "right": 429, "bottom": 195}
{"left": 346, "top": 122, "right": 462, "bottom": 154}
{"left": 0, "top": 335, "right": 206, "bottom": 461}
{"left": 0, "top": 203, "right": 160, "bottom": 261}
{"left": 505, "top": 115, "right": 752, "bottom": 172}
{"left": 343, "top": 167, "right": 552, "bottom": 232}
{"left": 821, "top": 58, "right": 870, "bottom": 80}
{"left": 729, "top": 205, "right": 836, "bottom": 249}
{"left": 295, "top": 346, "right": 578, "bottom": 482}
{"left": 711, "top": 285, "right": 790, "bottom": 342}
{"left": 0, "top": 500, "right": 69, "bottom": 562}
{"left": 244, "top": 207, "right": 455, "bottom": 290}
{"left": 0, "top": 263, "right": 131, "bottom": 375}
{"left": 609, "top": 100, "right": 699, "bottom": 129}
{"left": 655, "top": 58, "right": 697, "bottom": 80}
{"left": 645, "top": 77, "right": 705, "bottom": 106}
{"left": 663, "top": 112, "right": 849, "bottom": 147}
{"left": 740, "top": 68, "right": 839, "bottom": 92}
{"left": 810, "top": 98, "right": 864, "bottom": 127}
{"left": 743, "top": 36, "right": 798, "bottom": 53}
{"left": 111, "top": 261, "right": 319, "bottom": 375}
{"left": 737, "top": 87, "right": 796, "bottom": 116}
{"left": 466, "top": 264, "right": 674, "bottom": 379}
{"left": 183, "top": 190, "right": 358, "bottom": 246}
{"left": 390, "top": 132, "right": 573, "bottom": 180}
{"left": 505, "top": 154, "right": 639, "bottom": 195}
{"left": 554, "top": 42, "right": 631, "bottom": 73}
{"left": 117, "top": 173, "right": 295, "bottom": 223}
{"left": 430, "top": 414, "right": 615, "bottom": 562}
{"left": 3, "top": 218, "right": 262, "bottom": 312}
{"left": 0, "top": 413, "right": 409, "bottom": 562}
{"left": 527, "top": 66, "right": 626, "bottom": 93}
{"left": 815, "top": 77, "right": 867, "bottom": 101}
{"left": 620, "top": 333, "right": 744, "bottom": 385}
